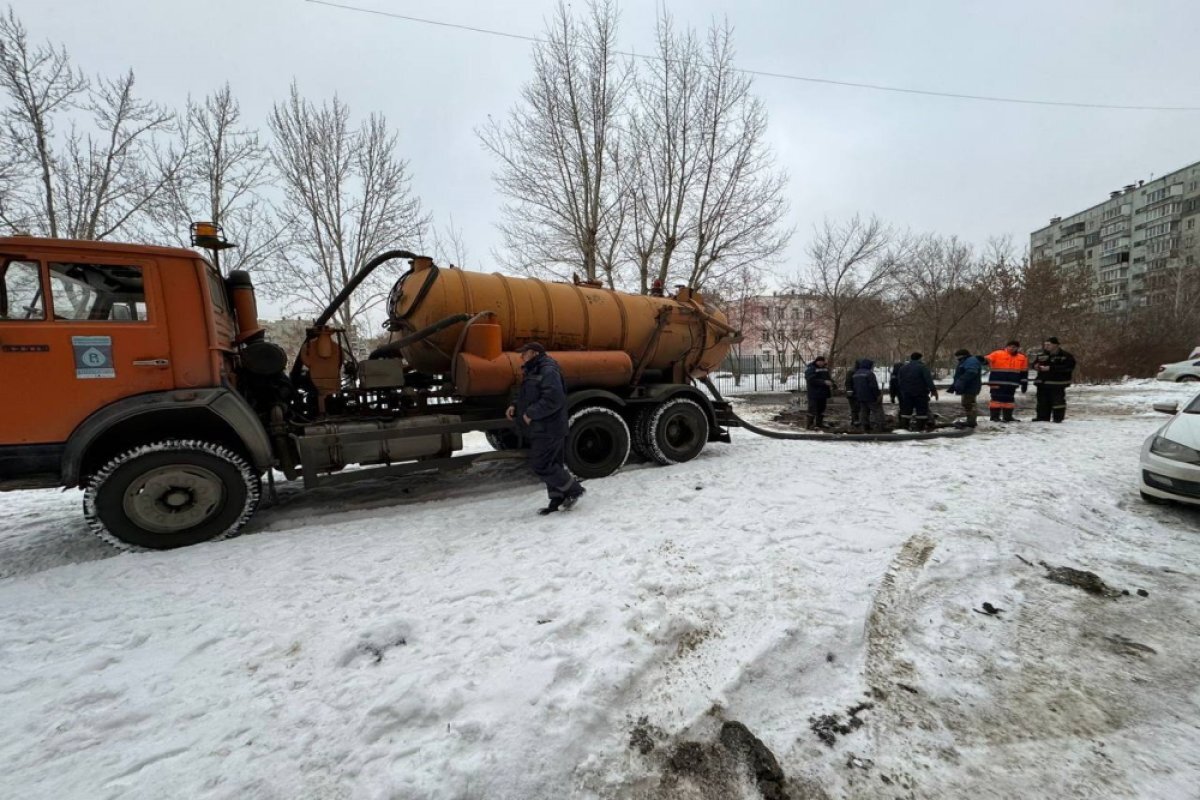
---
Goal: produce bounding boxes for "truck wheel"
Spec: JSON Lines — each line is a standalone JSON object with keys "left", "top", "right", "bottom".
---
{"left": 83, "top": 440, "right": 261, "bottom": 550}
{"left": 566, "top": 406, "right": 631, "bottom": 479}
{"left": 485, "top": 429, "right": 522, "bottom": 451}
{"left": 641, "top": 398, "right": 709, "bottom": 465}
{"left": 629, "top": 407, "right": 656, "bottom": 461}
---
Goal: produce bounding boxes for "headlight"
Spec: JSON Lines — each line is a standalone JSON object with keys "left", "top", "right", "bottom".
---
{"left": 1151, "top": 435, "right": 1200, "bottom": 464}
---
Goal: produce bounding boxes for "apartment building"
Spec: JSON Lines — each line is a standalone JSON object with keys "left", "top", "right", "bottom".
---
{"left": 1030, "top": 159, "right": 1200, "bottom": 313}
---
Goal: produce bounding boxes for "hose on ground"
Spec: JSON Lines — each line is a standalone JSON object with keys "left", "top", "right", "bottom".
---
{"left": 730, "top": 412, "right": 975, "bottom": 442}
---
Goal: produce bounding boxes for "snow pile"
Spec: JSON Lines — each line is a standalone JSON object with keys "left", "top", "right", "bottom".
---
{"left": 1, "top": 381, "right": 1199, "bottom": 799}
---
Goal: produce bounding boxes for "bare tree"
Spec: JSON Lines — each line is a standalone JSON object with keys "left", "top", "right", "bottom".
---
{"left": 478, "top": 0, "right": 629, "bottom": 285}
{"left": 0, "top": 7, "right": 85, "bottom": 236}
{"left": 267, "top": 85, "right": 427, "bottom": 350}
{"left": 423, "top": 213, "right": 471, "bottom": 268}
{"left": 53, "top": 71, "right": 178, "bottom": 240}
{"left": 803, "top": 215, "right": 904, "bottom": 367}
{"left": 627, "top": 13, "right": 790, "bottom": 294}
{"left": 895, "top": 235, "right": 988, "bottom": 365}
{"left": 157, "top": 84, "right": 280, "bottom": 273}
{"left": 0, "top": 11, "right": 176, "bottom": 240}
{"left": 627, "top": 9, "right": 701, "bottom": 293}
{"left": 683, "top": 20, "right": 790, "bottom": 289}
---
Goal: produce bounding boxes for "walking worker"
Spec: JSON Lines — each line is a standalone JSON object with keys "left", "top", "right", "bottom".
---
{"left": 896, "top": 352, "right": 938, "bottom": 431}
{"left": 506, "top": 342, "right": 585, "bottom": 514}
{"left": 947, "top": 348, "right": 984, "bottom": 428}
{"left": 804, "top": 356, "right": 833, "bottom": 429}
{"left": 984, "top": 340, "right": 1029, "bottom": 423}
{"left": 851, "top": 359, "right": 884, "bottom": 432}
{"left": 1032, "top": 337, "right": 1077, "bottom": 422}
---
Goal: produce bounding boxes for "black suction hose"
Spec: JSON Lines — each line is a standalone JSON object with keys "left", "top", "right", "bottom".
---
{"left": 314, "top": 249, "right": 420, "bottom": 328}
{"left": 368, "top": 313, "right": 472, "bottom": 360}
{"left": 729, "top": 412, "right": 975, "bottom": 442}
{"left": 699, "top": 377, "right": 975, "bottom": 442}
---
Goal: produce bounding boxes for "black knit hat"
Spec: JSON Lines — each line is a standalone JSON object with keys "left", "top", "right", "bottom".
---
{"left": 1046, "top": 336, "right": 1060, "bottom": 345}
{"left": 517, "top": 342, "right": 546, "bottom": 354}
{"left": 954, "top": 348, "right": 970, "bottom": 357}
{"left": 910, "top": 352, "right": 923, "bottom": 361}
{"left": 1006, "top": 339, "right": 1020, "bottom": 347}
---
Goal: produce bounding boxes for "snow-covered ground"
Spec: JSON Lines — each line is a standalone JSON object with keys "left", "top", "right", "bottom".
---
{"left": 1, "top": 381, "right": 1198, "bottom": 800}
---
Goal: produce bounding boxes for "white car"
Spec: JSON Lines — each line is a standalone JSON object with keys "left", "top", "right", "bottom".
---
{"left": 1140, "top": 393, "right": 1200, "bottom": 506}
{"left": 1156, "top": 358, "right": 1200, "bottom": 382}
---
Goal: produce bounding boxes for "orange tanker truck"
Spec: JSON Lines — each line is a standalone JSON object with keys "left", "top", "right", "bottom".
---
{"left": 0, "top": 227, "right": 739, "bottom": 549}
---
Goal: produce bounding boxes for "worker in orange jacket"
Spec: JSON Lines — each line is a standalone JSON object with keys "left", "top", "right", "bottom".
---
{"left": 984, "top": 340, "right": 1029, "bottom": 422}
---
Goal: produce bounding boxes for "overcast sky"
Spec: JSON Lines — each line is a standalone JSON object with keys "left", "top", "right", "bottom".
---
{"left": 15, "top": 0, "right": 1200, "bottom": 284}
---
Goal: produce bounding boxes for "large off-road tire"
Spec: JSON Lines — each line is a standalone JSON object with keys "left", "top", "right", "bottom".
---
{"left": 485, "top": 429, "right": 523, "bottom": 451}
{"left": 566, "top": 406, "right": 631, "bottom": 479}
{"left": 639, "top": 398, "right": 709, "bottom": 466}
{"left": 83, "top": 440, "right": 261, "bottom": 550}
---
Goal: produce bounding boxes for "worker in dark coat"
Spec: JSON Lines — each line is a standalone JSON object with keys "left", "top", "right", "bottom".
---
{"left": 844, "top": 367, "right": 861, "bottom": 429}
{"left": 1032, "top": 337, "right": 1077, "bottom": 422}
{"left": 888, "top": 362, "right": 903, "bottom": 404}
{"left": 896, "top": 352, "right": 938, "bottom": 431}
{"left": 851, "top": 358, "right": 883, "bottom": 431}
{"left": 804, "top": 356, "right": 833, "bottom": 429}
{"left": 947, "top": 348, "right": 984, "bottom": 428}
{"left": 507, "top": 343, "right": 584, "bottom": 514}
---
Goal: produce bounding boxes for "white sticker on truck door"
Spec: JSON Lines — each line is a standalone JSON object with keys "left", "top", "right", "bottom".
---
{"left": 72, "top": 335, "right": 115, "bottom": 379}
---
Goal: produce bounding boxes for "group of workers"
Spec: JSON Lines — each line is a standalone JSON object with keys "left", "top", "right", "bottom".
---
{"left": 804, "top": 338, "right": 1077, "bottom": 432}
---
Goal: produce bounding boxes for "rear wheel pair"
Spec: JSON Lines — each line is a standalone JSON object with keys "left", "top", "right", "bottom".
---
{"left": 486, "top": 398, "right": 710, "bottom": 479}
{"left": 565, "top": 398, "right": 709, "bottom": 479}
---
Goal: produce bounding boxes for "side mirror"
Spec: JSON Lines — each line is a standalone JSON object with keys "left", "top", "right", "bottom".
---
{"left": 1153, "top": 402, "right": 1179, "bottom": 415}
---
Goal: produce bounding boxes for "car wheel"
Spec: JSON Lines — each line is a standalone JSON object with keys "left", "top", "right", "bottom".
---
{"left": 84, "top": 440, "right": 261, "bottom": 550}
{"left": 1177, "top": 375, "right": 1199, "bottom": 383}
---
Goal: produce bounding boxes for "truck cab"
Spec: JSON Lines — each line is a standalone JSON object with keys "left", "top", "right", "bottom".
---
{"left": 0, "top": 237, "right": 271, "bottom": 548}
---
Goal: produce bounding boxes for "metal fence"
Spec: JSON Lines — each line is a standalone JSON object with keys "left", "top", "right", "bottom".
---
{"left": 708, "top": 352, "right": 808, "bottom": 396}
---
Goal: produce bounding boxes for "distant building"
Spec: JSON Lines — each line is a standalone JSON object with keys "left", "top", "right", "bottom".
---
{"left": 1030, "top": 159, "right": 1200, "bottom": 313}
{"left": 725, "top": 292, "right": 830, "bottom": 357}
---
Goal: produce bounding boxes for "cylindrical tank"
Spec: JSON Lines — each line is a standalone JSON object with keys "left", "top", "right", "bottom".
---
{"left": 388, "top": 259, "right": 737, "bottom": 383}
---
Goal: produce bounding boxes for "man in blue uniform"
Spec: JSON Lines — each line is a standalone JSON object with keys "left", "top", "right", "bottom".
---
{"left": 507, "top": 343, "right": 585, "bottom": 514}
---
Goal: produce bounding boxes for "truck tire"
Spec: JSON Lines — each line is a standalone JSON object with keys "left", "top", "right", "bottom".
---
{"left": 83, "top": 440, "right": 261, "bottom": 550}
{"left": 641, "top": 398, "right": 708, "bottom": 465}
{"left": 629, "top": 407, "right": 656, "bottom": 461}
{"left": 485, "top": 429, "right": 522, "bottom": 451}
{"left": 566, "top": 406, "right": 631, "bottom": 479}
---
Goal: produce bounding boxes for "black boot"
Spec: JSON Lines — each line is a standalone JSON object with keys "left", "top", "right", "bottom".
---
{"left": 990, "top": 409, "right": 1001, "bottom": 422}
{"left": 815, "top": 414, "right": 826, "bottom": 429}
{"left": 538, "top": 497, "right": 564, "bottom": 515}
{"left": 561, "top": 484, "right": 586, "bottom": 511}
{"left": 1002, "top": 408, "right": 1015, "bottom": 423}
{"left": 805, "top": 414, "right": 815, "bottom": 430}
{"left": 1052, "top": 409, "right": 1065, "bottom": 423}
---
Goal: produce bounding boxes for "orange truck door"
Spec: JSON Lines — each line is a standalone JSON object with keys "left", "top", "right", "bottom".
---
{"left": 0, "top": 253, "right": 175, "bottom": 449}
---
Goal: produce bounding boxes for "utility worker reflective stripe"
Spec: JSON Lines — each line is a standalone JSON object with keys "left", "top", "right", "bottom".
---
{"left": 985, "top": 350, "right": 1029, "bottom": 411}
{"left": 985, "top": 350, "right": 1029, "bottom": 386}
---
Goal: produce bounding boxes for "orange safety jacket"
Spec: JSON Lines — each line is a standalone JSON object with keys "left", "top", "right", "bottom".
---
{"left": 984, "top": 349, "right": 1029, "bottom": 409}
